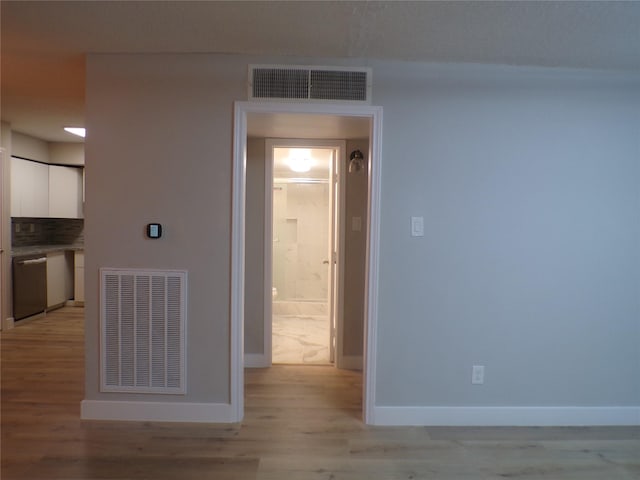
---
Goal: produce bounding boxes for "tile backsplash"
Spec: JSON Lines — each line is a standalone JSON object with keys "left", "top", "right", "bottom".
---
{"left": 12, "top": 217, "right": 84, "bottom": 247}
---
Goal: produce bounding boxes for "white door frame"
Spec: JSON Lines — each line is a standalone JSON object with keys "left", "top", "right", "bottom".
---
{"left": 264, "top": 139, "right": 345, "bottom": 367}
{"left": 231, "top": 101, "right": 382, "bottom": 424}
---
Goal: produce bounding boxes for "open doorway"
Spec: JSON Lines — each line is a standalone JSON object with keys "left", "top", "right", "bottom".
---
{"left": 232, "top": 102, "right": 383, "bottom": 423}
{"left": 266, "top": 140, "right": 344, "bottom": 365}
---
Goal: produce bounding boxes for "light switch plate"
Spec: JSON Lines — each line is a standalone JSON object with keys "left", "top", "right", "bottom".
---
{"left": 411, "top": 216, "right": 424, "bottom": 237}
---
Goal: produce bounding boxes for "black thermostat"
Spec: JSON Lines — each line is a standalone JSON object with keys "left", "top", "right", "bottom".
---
{"left": 146, "top": 223, "right": 162, "bottom": 239}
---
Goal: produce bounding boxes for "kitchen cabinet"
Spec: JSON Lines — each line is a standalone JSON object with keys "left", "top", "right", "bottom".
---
{"left": 10, "top": 157, "right": 49, "bottom": 217}
{"left": 74, "top": 250, "right": 84, "bottom": 303}
{"left": 10, "top": 157, "right": 83, "bottom": 219}
{"left": 46, "top": 251, "right": 74, "bottom": 308}
{"left": 49, "top": 165, "right": 83, "bottom": 218}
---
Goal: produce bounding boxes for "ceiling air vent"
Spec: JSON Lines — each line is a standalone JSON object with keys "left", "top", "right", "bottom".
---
{"left": 249, "top": 65, "right": 372, "bottom": 104}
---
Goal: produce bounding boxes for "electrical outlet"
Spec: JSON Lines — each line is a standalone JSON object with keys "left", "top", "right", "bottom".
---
{"left": 472, "top": 365, "right": 485, "bottom": 385}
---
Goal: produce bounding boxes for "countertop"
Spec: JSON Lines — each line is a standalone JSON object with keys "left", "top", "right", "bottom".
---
{"left": 12, "top": 244, "right": 84, "bottom": 257}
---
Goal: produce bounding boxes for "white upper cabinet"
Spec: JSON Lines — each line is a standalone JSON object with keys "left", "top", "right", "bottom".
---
{"left": 11, "top": 157, "right": 49, "bottom": 217}
{"left": 48, "top": 165, "right": 83, "bottom": 218}
{"left": 11, "top": 157, "right": 83, "bottom": 218}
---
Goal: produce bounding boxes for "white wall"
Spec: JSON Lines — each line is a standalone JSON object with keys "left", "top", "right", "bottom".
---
{"left": 343, "top": 139, "right": 368, "bottom": 358}
{"left": 49, "top": 142, "right": 84, "bottom": 166}
{"left": 374, "top": 63, "right": 640, "bottom": 410}
{"left": 12, "top": 131, "right": 50, "bottom": 163}
{"left": 245, "top": 137, "right": 266, "bottom": 355}
{"left": 84, "top": 54, "right": 640, "bottom": 423}
{"left": 84, "top": 54, "right": 248, "bottom": 409}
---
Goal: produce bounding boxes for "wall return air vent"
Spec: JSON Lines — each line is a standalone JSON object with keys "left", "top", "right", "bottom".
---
{"left": 100, "top": 268, "right": 187, "bottom": 395}
{"left": 249, "top": 65, "right": 372, "bottom": 104}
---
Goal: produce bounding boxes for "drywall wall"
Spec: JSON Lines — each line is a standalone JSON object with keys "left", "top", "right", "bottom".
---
{"left": 12, "top": 131, "right": 49, "bottom": 163}
{"left": 245, "top": 138, "right": 266, "bottom": 355}
{"left": 84, "top": 54, "right": 248, "bottom": 406}
{"left": 49, "top": 142, "right": 84, "bottom": 166}
{"left": 373, "top": 62, "right": 640, "bottom": 408}
{"left": 85, "top": 53, "right": 640, "bottom": 421}
{"left": 342, "top": 139, "right": 368, "bottom": 358}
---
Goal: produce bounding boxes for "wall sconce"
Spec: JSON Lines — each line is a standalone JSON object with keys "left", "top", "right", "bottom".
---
{"left": 348, "top": 150, "right": 365, "bottom": 173}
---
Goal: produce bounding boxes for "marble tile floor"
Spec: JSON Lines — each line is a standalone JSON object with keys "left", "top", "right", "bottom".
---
{"left": 272, "top": 314, "right": 331, "bottom": 365}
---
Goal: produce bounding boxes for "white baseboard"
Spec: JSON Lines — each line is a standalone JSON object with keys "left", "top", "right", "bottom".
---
{"left": 81, "top": 400, "right": 236, "bottom": 423}
{"left": 3, "top": 316, "right": 15, "bottom": 330}
{"left": 339, "top": 355, "right": 363, "bottom": 371}
{"left": 372, "top": 406, "right": 640, "bottom": 427}
{"left": 244, "top": 353, "right": 270, "bottom": 368}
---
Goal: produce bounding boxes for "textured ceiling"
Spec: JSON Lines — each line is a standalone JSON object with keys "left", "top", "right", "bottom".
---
{"left": 2, "top": 1, "right": 640, "bottom": 142}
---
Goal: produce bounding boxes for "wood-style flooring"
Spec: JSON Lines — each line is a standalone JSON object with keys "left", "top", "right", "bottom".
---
{"left": 1, "top": 307, "right": 639, "bottom": 479}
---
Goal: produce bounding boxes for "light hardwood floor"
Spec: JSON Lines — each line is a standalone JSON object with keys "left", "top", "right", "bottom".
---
{"left": 1, "top": 307, "right": 639, "bottom": 479}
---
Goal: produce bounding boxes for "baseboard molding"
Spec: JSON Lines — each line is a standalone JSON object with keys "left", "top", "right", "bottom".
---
{"left": 372, "top": 406, "right": 640, "bottom": 427}
{"left": 339, "top": 355, "right": 363, "bottom": 371}
{"left": 3, "top": 316, "right": 15, "bottom": 330}
{"left": 81, "top": 400, "right": 236, "bottom": 423}
{"left": 65, "top": 300, "right": 85, "bottom": 307}
{"left": 244, "top": 353, "right": 270, "bottom": 368}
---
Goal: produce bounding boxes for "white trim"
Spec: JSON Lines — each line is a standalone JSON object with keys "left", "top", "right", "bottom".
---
{"left": 334, "top": 144, "right": 346, "bottom": 368}
{"left": 232, "top": 101, "right": 383, "bottom": 425}
{"left": 340, "top": 355, "right": 363, "bottom": 371}
{"left": 231, "top": 103, "right": 247, "bottom": 423}
{"left": 244, "top": 353, "right": 270, "bottom": 368}
{"left": 263, "top": 140, "right": 274, "bottom": 367}
{"left": 81, "top": 400, "right": 235, "bottom": 423}
{"left": 363, "top": 108, "right": 383, "bottom": 425}
{"left": 3, "top": 316, "right": 15, "bottom": 330}
{"left": 372, "top": 406, "right": 640, "bottom": 427}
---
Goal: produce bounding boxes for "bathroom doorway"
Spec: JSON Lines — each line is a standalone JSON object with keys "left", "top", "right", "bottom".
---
{"left": 233, "top": 101, "right": 383, "bottom": 423}
{"left": 266, "top": 140, "right": 344, "bottom": 365}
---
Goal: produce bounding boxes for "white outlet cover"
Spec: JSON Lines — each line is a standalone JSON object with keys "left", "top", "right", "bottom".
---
{"left": 472, "top": 365, "right": 485, "bottom": 384}
{"left": 411, "top": 216, "right": 424, "bottom": 237}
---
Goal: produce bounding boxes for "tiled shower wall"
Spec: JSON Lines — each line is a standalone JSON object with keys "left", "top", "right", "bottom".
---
{"left": 11, "top": 217, "right": 84, "bottom": 247}
{"left": 272, "top": 182, "right": 329, "bottom": 302}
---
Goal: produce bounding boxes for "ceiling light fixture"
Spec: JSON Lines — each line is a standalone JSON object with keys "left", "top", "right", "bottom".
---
{"left": 64, "top": 127, "right": 86, "bottom": 138}
{"left": 286, "top": 149, "right": 314, "bottom": 173}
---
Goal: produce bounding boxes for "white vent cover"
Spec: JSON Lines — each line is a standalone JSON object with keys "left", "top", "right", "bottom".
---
{"left": 100, "top": 268, "right": 187, "bottom": 394}
{"left": 249, "top": 65, "right": 372, "bottom": 104}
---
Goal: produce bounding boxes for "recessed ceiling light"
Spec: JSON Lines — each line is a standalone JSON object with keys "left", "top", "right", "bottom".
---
{"left": 64, "top": 127, "right": 86, "bottom": 138}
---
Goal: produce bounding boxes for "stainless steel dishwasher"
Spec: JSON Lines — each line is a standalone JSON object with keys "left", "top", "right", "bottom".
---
{"left": 12, "top": 254, "right": 47, "bottom": 320}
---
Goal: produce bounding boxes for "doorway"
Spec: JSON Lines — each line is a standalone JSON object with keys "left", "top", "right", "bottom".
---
{"left": 266, "top": 140, "right": 344, "bottom": 365}
{"left": 232, "top": 102, "right": 383, "bottom": 424}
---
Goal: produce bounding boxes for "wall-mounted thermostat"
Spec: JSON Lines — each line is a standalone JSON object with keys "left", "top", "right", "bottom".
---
{"left": 146, "top": 223, "right": 162, "bottom": 239}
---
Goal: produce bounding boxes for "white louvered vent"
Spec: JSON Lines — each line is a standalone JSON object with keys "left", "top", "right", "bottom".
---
{"left": 100, "top": 268, "right": 187, "bottom": 394}
{"left": 249, "top": 65, "right": 372, "bottom": 104}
